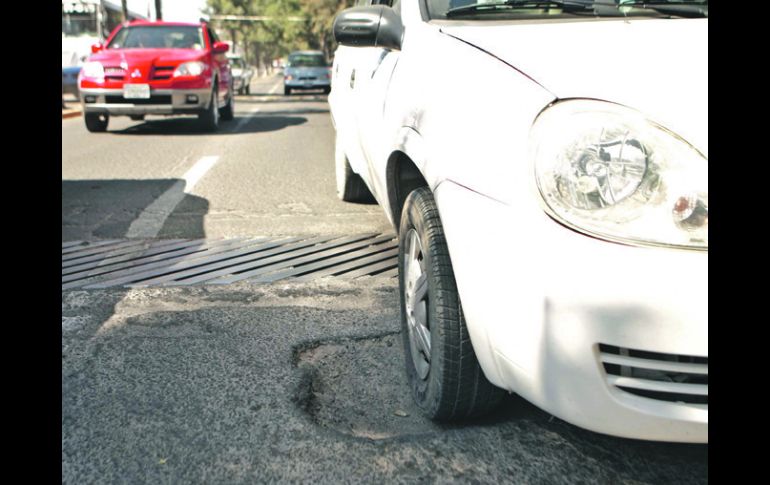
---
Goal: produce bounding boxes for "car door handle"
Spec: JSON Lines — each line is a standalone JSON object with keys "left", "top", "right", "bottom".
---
{"left": 350, "top": 69, "right": 356, "bottom": 89}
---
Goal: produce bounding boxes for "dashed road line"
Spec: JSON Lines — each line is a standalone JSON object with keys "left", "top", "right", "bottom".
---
{"left": 125, "top": 155, "right": 220, "bottom": 239}
{"left": 232, "top": 79, "right": 283, "bottom": 131}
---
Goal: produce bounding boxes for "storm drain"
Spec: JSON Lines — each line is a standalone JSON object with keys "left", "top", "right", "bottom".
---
{"left": 62, "top": 234, "right": 399, "bottom": 290}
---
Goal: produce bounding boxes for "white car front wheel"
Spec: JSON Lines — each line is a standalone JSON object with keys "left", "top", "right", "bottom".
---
{"left": 399, "top": 187, "right": 504, "bottom": 420}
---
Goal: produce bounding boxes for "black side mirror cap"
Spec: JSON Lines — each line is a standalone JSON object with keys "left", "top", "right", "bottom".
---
{"left": 333, "top": 5, "right": 403, "bottom": 51}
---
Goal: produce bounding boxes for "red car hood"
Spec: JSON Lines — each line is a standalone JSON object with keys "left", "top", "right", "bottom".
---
{"left": 89, "top": 48, "right": 206, "bottom": 68}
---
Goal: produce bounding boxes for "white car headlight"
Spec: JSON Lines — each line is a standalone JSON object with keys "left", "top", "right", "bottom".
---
{"left": 173, "top": 61, "right": 206, "bottom": 77}
{"left": 531, "top": 100, "right": 707, "bottom": 250}
{"left": 81, "top": 61, "right": 104, "bottom": 79}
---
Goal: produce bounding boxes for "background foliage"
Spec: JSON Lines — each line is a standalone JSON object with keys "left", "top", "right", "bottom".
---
{"left": 205, "top": 0, "right": 356, "bottom": 71}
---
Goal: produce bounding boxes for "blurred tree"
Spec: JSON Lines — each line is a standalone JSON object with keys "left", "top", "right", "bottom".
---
{"left": 205, "top": 0, "right": 355, "bottom": 73}
{"left": 299, "top": 0, "right": 353, "bottom": 60}
{"left": 246, "top": 0, "right": 305, "bottom": 75}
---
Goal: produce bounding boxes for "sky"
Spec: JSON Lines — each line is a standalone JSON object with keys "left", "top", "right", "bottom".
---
{"left": 125, "top": 0, "right": 209, "bottom": 23}
{"left": 158, "top": 0, "right": 209, "bottom": 22}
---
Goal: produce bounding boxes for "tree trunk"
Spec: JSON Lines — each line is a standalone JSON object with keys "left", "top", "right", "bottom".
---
{"left": 155, "top": 0, "right": 162, "bottom": 20}
{"left": 253, "top": 44, "right": 261, "bottom": 76}
{"left": 230, "top": 29, "right": 237, "bottom": 54}
{"left": 121, "top": 0, "right": 128, "bottom": 21}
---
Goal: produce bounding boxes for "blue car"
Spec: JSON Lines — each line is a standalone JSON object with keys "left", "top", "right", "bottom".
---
{"left": 62, "top": 49, "right": 87, "bottom": 101}
{"left": 283, "top": 51, "right": 331, "bottom": 95}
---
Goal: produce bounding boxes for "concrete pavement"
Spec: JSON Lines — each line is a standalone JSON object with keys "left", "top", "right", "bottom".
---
{"left": 62, "top": 94, "right": 82, "bottom": 119}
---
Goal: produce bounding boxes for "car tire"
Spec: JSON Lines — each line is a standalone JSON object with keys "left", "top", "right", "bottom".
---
{"left": 198, "top": 85, "right": 220, "bottom": 132}
{"left": 284, "top": 86, "right": 291, "bottom": 96}
{"left": 220, "top": 86, "right": 234, "bottom": 121}
{"left": 335, "top": 135, "right": 374, "bottom": 203}
{"left": 323, "top": 86, "right": 331, "bottom": 95}
{"left": 84, "top": 113, "right": 109, "bottom": 132}
{"left": 399, "top": 186, "right": 505, "bottom": 420}
{"left": 245, "top": 84, "right": 250, "bottom": 95}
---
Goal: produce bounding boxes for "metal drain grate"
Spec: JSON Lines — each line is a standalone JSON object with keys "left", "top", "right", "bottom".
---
{"left": 62, "top": 234, "right": 399, "bottom": 289}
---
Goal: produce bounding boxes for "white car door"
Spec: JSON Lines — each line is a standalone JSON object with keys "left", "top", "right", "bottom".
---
{"left": 331, "top": 45, "right": 368, "bottom": 177}
{"left": 329, "top": 0, "right": 384, "bottom": 187}
{"left": 351, "top": 0, "right": 404, "bottom": 196}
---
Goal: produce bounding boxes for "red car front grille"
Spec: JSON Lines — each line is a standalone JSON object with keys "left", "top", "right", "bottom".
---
{"left": 104, "top": 67, "right": 125, "bottom": 80}
{"left": 152, "top": 66, "right": 175, "bottom": 80}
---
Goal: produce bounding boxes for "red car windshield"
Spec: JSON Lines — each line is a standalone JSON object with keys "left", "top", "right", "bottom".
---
{"left": 107, "top": 26, "right": 205, "bottom": 50}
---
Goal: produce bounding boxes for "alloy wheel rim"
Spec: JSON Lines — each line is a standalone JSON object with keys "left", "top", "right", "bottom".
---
{"left": 404, "top": 228, "right": 431, "bottom": 380}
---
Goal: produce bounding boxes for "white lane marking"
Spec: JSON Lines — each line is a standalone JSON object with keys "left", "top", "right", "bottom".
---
{"left": 231, "top": 79, "right": 282, "bottom": 131}
{"left": 126, "top": 155, "right": 220, "bottom": 238}
{"left": 181, "top": 155, "right": 219, "bottom": 191}
{"left": 234, "top": 104, "right": 260, "bottom": 131}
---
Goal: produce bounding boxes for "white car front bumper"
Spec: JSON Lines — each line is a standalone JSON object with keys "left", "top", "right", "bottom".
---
{"left": 433, "top": 180, "right": 707, "bottom": 443}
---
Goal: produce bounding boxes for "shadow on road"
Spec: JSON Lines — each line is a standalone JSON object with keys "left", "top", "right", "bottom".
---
{"left": 254, "top": 108, "right": 330, "bottom": 116}
{"left": 106, "top": 115, "right": 308, "bottom": 136}
{"left": 480, "top": 392, "right": 707, "bottom": 461}
{"left": 62, "top": 179, "right": 209, "bottom": 241}
{"left": 236, "top": 95, "right": 329, "bottom": 104}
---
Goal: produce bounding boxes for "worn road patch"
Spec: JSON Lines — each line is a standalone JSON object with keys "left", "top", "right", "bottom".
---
{"left": 62, "top": 279, "right": 707, "bottom": 484}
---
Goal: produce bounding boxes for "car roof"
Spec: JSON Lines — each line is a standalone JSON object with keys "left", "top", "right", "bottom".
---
{"left": 127, "top": 20, "right": 205, "bottom": 28}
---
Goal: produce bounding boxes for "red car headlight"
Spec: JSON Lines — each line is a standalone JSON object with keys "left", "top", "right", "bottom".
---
{"left": 173, "top": 61, "right": 206, "bottom": 77}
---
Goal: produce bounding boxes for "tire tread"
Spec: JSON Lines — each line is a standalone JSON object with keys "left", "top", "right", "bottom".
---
{"left": 400, "top": 187, "right": 504, "bottom": 421}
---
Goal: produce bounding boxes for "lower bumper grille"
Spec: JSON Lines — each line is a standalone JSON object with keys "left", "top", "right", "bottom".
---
{"left": 105, "top": 95, "right": 172, "bottom": 105}
{"left": 599, "top": 344, "right": 708, "bottom": 406}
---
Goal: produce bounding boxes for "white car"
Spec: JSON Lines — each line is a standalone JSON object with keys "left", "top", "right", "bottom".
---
{"left": 228, "top": 55, "right": 254, "bottom": 94}
{"left": 328, "top": 0, "right": 707, "bottom": 443}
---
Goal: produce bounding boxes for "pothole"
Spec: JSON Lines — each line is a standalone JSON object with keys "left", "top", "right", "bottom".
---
{"left": 294, "top": 333, "right": 461, "bottom": 440}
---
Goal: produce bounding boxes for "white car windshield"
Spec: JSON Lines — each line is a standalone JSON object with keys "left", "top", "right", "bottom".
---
{"left": 428, "top": 0, "right": 708, "bottom": 19}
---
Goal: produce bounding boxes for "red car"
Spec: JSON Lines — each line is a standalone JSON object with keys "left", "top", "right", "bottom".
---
{"left": 79, "top": 20, "right": 234, "bottom": 132}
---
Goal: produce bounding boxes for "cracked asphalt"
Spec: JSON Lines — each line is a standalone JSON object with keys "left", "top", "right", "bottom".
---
{"left": 62, "top": 279, "right": 707, "bottom": 484}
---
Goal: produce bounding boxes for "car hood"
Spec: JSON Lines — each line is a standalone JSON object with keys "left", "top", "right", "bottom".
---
{"left": 440, "top": 18, "right": 708, "bottom": 155}
{"left": 89, "top": 48, "right": 206, "bottom": 67}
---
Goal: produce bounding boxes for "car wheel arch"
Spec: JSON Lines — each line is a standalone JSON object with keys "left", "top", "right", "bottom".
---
{"left": 386, "top": 151, "right": 509, "bottom": 393}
